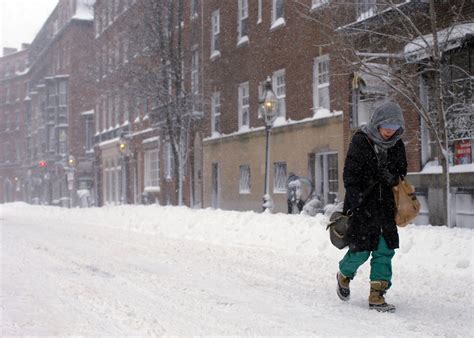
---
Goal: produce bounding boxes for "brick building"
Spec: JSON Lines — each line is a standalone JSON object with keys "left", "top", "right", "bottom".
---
{"left": 2, "top": 0, "right": 472, "bottom": 228}
{"left": 92, "top": 0, "right": 206, "bottom": 207}
{"left": 92, "top": 0, "right": 153, "bottom": 207}
{"left": 198, "top": 0, "right": 345, "bottom": 213}
{"left": 0, "top": 0, "right": 97, "bottom": 206}
{"left": 319, "top": 0, "right": 474, "bottom": 226}
{"left": 0, "top": 46, "right": 30, "bottom": 202}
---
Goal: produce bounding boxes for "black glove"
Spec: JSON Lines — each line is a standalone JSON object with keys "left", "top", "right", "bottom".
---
{"left": 378, "top": 168, "right": 399, "bottom": 187}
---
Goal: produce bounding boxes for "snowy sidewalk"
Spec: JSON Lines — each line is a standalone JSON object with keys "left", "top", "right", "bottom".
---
{"left": 1, "top": 203, "right": 472, "bottom": 336}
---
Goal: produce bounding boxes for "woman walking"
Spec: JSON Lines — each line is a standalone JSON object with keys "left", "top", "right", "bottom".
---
{"left": 336, "top": 102, "right": 407, "bottom": 313}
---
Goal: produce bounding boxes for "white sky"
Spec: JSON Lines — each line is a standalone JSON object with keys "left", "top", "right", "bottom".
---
{"left": 0, "top": 0, "right": 59, "bottom": 56}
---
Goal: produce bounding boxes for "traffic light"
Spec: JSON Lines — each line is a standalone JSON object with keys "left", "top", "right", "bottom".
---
{"left": 38, "top": 160, "right": 47, "bottom": 168}
{"left": 68, "top": 156, "right": 76, "bottom": 167}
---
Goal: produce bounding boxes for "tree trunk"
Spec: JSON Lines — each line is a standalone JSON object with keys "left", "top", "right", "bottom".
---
{"left": 429, "top": 0, "right": 451, "bottom": 226}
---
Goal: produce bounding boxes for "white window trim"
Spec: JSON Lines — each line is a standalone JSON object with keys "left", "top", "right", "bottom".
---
{"left": 191, "top": 0, "right": 199, "bottom": 19}
{"left": 313, "top": 54, "right": 330, "bottom": 112}
{"left": 272, "top": 69, "right": 286, "bottom": 120}
{"left": 352, "top": 64, "right": 390, "bottom": 127}
{"left": 238, "top": 82, "right": 250, "bottom": 130}
{"left": 104, "top": 160, "right": 110, "bottom": 204}
{"left": 85, "top": 117, "right": 93, "bottom": 151}
{"left": 95, "top": 102, "right": 100, "bottom": 134}
{"left": 273, "top": 162, "right": 287, "bottom": 194}
{"left": 239, "top": 165, "right": 251, "bottom": 194}
{"left": 257, "top": 80, "right": 265, "bottom": 119}
{"left": 211, "top": 10, "right": 220, "bottom": 56}
{"left": 315, "top": 151, "right": 338, "bottom": 204}
{"left": 211, "top": 91, "right": 221, "bottom": 134}
{"left": 257, "top": 0, "right": 262, "bottom": 24}
{"left": 357, "top": 0, "right": 377, "bottom": 22}
{"left": 238, "top": 0, "right": 249, "bottom": 41}
{"left": 144, "top": 148, "right": 160, "bottom": 192}
{"left": 164, "top": 142, "right": 173, "bottom": 180}
{"left": 58, "top": 81, "right": 67, "bottom": 106}
{"left": 191, "top": 48, "right": 199, "bottom": 95}
{"left": 271, "top": 0, "right": 286, "bottom": 30}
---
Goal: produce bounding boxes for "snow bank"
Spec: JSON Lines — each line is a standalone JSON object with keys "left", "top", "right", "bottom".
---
{"left": 2, "top": 202, "right": 472, "bottom": 273}
{"left": 1, "top": 203, "right": 472, "bottom": 336}
{"left": 420, "top": 160, "right": 474, "bottom": 174}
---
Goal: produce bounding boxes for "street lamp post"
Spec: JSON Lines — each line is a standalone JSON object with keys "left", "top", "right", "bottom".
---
{"left": 258, "top": 77, "right": 279, "bottom": 212}
{"left": 67, "top": 155, "right": 76, "bottom": 207}
{"left": 118, "top": 132, "right": 130, "bottom": 204}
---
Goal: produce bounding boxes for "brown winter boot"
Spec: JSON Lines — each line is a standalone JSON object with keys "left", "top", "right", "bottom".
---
{"left": 336, "top": 272, "right": 350, "bottom": 301}
{"left": 368, "top": 281, "right": 396, "bottom": 313}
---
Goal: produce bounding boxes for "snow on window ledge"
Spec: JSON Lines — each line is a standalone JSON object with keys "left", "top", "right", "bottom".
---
{"left": 270, "top": 17, "right": 286, "bottom": 31}
{"left": 239, "top": 190, "right": 251, "bottom": 195}
{"left": 311, "top": 2, "right": 328, "bottom": 11}
{"left": 420, "top": 161, "right": 474, "bottom": 174}
{"left": 273, "top": 116, "right": 287, "bottom": 127}
{"left": 144, "top": 186, "right": 160, "bottom": 193}
{"left": 312, "top": 107, "right": 334, "bottom": 118}
{"left": 237, "top": 36, "right": 249, "bottom": 47}
{"left": 210, "top": 50, "right": 221, "bottom": 61}
{"left": 204, "top": 112, "right": 343, "bottom": 143}
{"left": 192, "top": 111, "right": 204, "bottom": 118}
{"left": 357, "top": 9, "right": 375, "bottom": 22}
{"left": 239, "top": 125, "right": 250, "bottom": 132}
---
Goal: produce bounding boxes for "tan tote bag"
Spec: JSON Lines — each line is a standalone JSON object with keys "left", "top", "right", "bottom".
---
{"left": 393, "top": 178, "right": 421, "bottom": 227}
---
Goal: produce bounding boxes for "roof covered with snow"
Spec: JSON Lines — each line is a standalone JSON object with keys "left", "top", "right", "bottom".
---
{"left": 404, "top": 23, "right": 474, "bottom": 61}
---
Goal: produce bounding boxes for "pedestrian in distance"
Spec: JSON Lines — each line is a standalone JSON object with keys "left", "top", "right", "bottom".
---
{"left": 336, "top": 102, "right": 407, "bottom": 313}
{"left": 286, "top": 173, "right": 304, "bottom": 214}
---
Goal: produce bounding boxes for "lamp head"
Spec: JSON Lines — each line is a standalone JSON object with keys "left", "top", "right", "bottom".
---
{"left": 259, "top": 77, "right": 279, "bottom": 127}
{"left": 118, "top": 132, "right": 130, "bottom": 155}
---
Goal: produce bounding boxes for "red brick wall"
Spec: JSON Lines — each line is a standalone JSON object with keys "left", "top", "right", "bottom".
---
{"left": 201, "top": 0, "right": 341, "bottom": 136}
{"left": 0, "top": 49, "right": 30, "bottom": 202}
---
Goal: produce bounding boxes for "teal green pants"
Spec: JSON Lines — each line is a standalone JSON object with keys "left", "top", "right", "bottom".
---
{"left": 339, "top": 235, "right": 395, "bottom": 287}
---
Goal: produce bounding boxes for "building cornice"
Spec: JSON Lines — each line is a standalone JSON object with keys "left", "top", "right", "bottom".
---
{"left": 204, "top": 113, "right": 343, "bottom": 145}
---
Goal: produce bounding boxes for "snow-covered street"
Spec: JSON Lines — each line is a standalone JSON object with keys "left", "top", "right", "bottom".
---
{"left": 1, "top": 203, "right": 472, "bottom": 336}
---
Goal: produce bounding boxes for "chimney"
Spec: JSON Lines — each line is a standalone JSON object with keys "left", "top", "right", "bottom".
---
{"left": 21, "top": 43, "right": 30, "bottom": 50}
{"left": 3, "top": 47, "right": 18, "bottom": 56}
